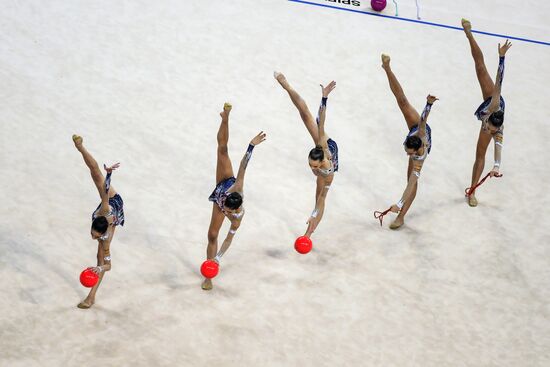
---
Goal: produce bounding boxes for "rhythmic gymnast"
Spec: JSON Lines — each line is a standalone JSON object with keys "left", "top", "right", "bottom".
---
{"left": 381, "top": 54, "right": 438, "bottom": 229}
{"left": 274, "top": 72, "right": 338, "bottom": 239}
{"left": 462, "top": 19, "right": 511, "bottom": 206}
{"left": 202, "top": 103, "right": 266, "bottom": 290}
{"left": 72, "top": 135, "right": 124, "bottom": 309}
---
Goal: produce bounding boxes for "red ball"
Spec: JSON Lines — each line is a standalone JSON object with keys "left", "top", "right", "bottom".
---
{"left": 294, "top": 236, "right": 313, "bottom": 254}
{"left": 200, "top": 260, "right": 219, "bottom": 279}
{"left": 371, "top": 0, "right": 387, "bottom": 12}
{"left": 79, "top": 268, "right": 99, "bottom": 288}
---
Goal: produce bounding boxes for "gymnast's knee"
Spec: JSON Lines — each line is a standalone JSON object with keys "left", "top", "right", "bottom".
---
{"left": 207, "top": 231, "right": 219, "bottom": 244}
{"left": 217, "top": 145, "right": 228, "bottom": 155}
{"left": 474, "top": 155, "right": 486, "bottom": 166}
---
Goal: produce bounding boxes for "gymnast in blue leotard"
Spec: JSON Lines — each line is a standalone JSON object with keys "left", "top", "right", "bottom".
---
{"left": 72, "top": 134, "right": 123, "bottom": 309}
{"left": 462, "top": 19, "right": 512, "bottom": 207}
{"left": 380, "top": 54, "right": 438, "bottom": 229}
{"left": 275, "top": 72, "right": 338, "bottom": 239}
{"left": 202, "top": 103, "right": 266, "bottom": 291}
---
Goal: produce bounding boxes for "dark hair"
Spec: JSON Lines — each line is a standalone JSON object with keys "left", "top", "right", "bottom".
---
{"left": 308, "top": 146, "right": 324, "bottom": 161}
{"left": 225, "top": 192, "right": 243, "bottom": 210}
{"left": 405, "top": 136, "right": 422, "bottom": 151}
{"left": 91, "top": 216, "right": 109, "bottom": 234}
{"left": 488, "top": 110, "right": 504, "bottom": 127}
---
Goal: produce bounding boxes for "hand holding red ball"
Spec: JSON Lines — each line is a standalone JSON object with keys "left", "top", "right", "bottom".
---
{"left": 294, "top": 236, "right": 313, "bottom": 254}
{"left": 79, "top": 268, "right": 99, "bottom": 288}
{"left": 200, "top": 260, "right": 219, "bottom": 279}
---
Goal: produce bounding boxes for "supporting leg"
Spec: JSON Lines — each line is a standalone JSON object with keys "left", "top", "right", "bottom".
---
{"left": 202, "top": 204, "right": 225, "bottom": 290}
{"left": 468, "top": 129, "right": 492, "bottom": 207}
{"left": 77, "top": 235, "right": 113, "bottom": 309}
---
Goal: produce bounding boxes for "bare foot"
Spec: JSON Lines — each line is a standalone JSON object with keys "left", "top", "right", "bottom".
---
{"left": 77, "top": 298, "right": 94, "bottom": 309}
{"left": 461, "top": 18, "right": 472, "bottom": 34}
{"left": 274, "top": 71, "right": 289, "bottom": 89}
{"left": 389, "top": 216, "right": 404, "bottom": 230}
{"left": 381, "top": 54, "right": 391, "bottom": 69}
{"left": 468, "top": 194, "right": 478, "bottom": 207}
{"left": 220, "top": 103, "right": 232, "bottom": 120}
{"left": 201, "top": 278, "right": 213, "bottom": 291}
{"left": 72, "top": 134, "right": 83, "bottom": 149}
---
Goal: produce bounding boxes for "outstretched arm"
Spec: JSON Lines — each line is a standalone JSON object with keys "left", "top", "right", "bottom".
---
{"left": 305, "top": 175, "right": 334, "bottom": 237}
{"left": 490, "top": 132, "right": 504, "bottom": 176}
{"left": 391, "top": 161, "right": 423, "bottom": 213}
{"left": 418, "top": 95, "right": 438, "bottom": 137}
{"left": 233, "top": 132, "right": 266, "bottom": 191}
{"left": 98, "top": 163, "right": 120, "bottom": 215}
{"left": 315, "top": 81, "right": 336, "bottom": 148}
{"left": 91, "top": 238, "right": 112, "bottom": 273}
{"left": 489, "top": 40, "right": 511, "bottom": 112}
{"left": 213, "top": 219, "right": 242, "bottom": 263}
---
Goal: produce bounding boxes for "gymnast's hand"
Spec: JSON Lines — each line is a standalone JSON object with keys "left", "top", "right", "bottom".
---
{"left": 320, "top": 81, "right": 336, "bottom": 98}
{"left": 103, "top": 162, "right": 120, "bottom": 173}
{"left": 90, "top": 266, "right": 104, "bottom": 275}
{"left": 305, "top": 216, "right": 319, "bottom": 237}
{"left": 499, "top": 40, "right": 512, "bottom": 56}
{"left": 426, "top": 95, "right": 439, "bottom": 104}
{"left": 250, "top": 131, "right": 267, "bottom": 146}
